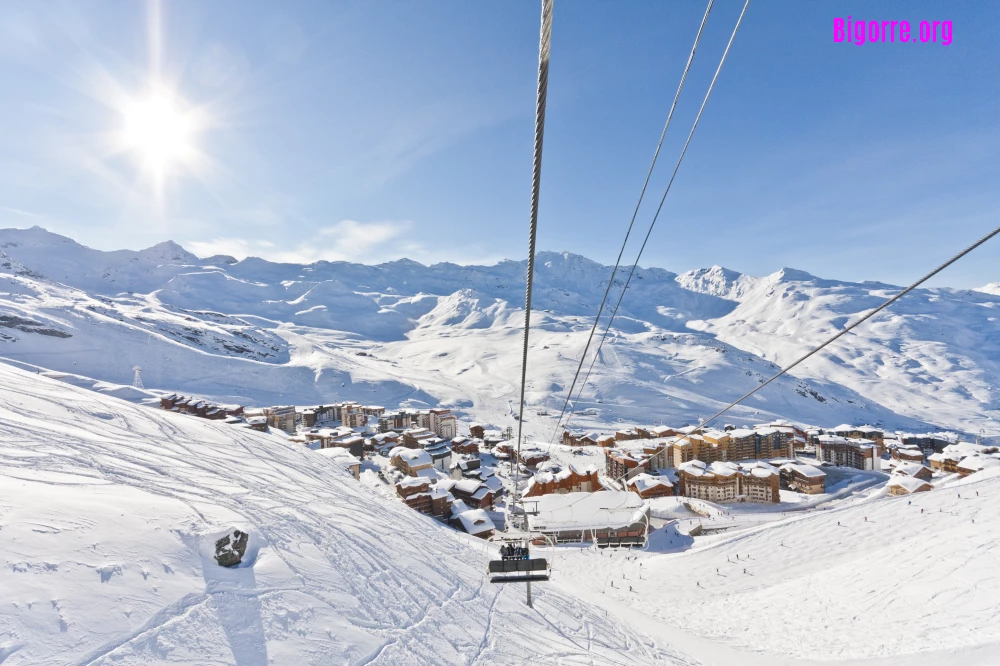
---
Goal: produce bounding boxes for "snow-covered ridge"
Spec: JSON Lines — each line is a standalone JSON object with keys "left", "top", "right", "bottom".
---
{"left": 1, "top": 225, "right": 998, "bottom": 436}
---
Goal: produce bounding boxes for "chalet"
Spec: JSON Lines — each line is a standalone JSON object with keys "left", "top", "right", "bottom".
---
{"left": 626, "top": 473, "right": 674, "bottom": 499}
{"left": 389, "top": 446, "right": 434, "bottom": 477}
{"left": 596, "top": 434, "right": 617, "bottom": 448}
{"left": 814, "top": 435, "right": 880, "bottom": 471}
{"left": 927, "top": 451, "right": 963, "bottom": 473}
{"left": 450, "top": 456, "right": 483, "bottom": 480}
{"left": 635, "top": 425, "right": 677, "bottom": 439}
{"left": 247, "top": 416, "right": 269, "bottom": 432}
{"left": 779, "top": 463, "right": 826, "bottom": 494}
{"left": 429, "top": 482, "right": 454, "bottom": 517}
{"left": 402, "top": 427, "right": 435, "bottom": 449}
{"left": 370, "top": 431, "right": 400, "bottom": 453}
{"left": 450, "top": 478, "right": 495, "bottom": 510}
{"left": 525, "top": 491, "right": 649, "bottom": 547}
{"left": 892, "top": 445, "right": 926, "bottom": 464}
{"left": 562, "top": 430, "right": 601, "bottom": 447}
{"left": 615, "top": 428, "right": 640, "bottom": 441}
{"left": 887, "top": 476, "right": 933, "bottom": 497}
{"left": 512, "top": 447, "right": 550, "bottom": 470}
{"left": 469, "top": 423, "right": 486, "bottom": 439}
{"left": 450, "top": 436, "right": 480, "bottom": 456}
{"left": 331, "top": 435, "right": 364, "bottom": 459}
{"left": 396, "top": 477, "right": 433, "bottom": 513}
{"left": 523, "top": 463, "right": 600, "bottom": 497}
{"left": 891, "top": 462, "right": 933, "bottom": 482}
{"left": 957, "top": 454, "right": 1000, "bottom": 477}
{"left": 452, "top": 508, "right": 495, "bottom": 539}
{"left": 160, "top": 394, "right": 179, "bottom": 410}
{"left": 316, "top": 447, "right": 361, "bottom": 480}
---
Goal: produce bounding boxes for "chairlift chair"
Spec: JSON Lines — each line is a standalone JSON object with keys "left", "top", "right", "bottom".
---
{"left": 487, "top": 532, "right": 551, "bottom": 584}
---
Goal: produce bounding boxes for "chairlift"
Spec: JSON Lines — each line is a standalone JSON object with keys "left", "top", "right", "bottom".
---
{"left": 487, "top": 532, "right": 550, "bottom": 584}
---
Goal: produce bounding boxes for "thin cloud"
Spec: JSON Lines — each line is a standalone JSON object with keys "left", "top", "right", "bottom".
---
{"left": 186, "top": 218, "right": 505, "bottom": 266}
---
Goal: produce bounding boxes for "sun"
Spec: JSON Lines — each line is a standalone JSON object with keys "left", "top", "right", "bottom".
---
{"left": 119, "top": 84, "right": 202, "bottom": 191}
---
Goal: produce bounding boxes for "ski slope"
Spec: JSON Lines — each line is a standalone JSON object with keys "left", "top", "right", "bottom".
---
{"left": 0, "top": 363, "right": 690, "bottom": 665}
{"left": 557, "top": 470, "right": 1000, "bottom": 665}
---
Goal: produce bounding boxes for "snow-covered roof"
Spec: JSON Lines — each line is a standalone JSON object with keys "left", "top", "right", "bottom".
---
{"left": 628, "top": 473, "right": 672, "bottom": 493}
{"left": 390, "top": 447, "right": 433, "bottom": 467}
{"left": 780, "top": 463, "right": 826, "bottom": 479}
{"left": 455, "top": 509, "right": 495, "bottom": 535}
{"left": 887, "top": 476, "right": 932, "bottom": 493}
{"left": 892, "top": 462, "right": 930, "bottom": 477}
{"left": 958, "top": 455, "right": 1000, "bottom": 473}
{"left": 526, "top": 491, "right": 647, "bottom": 532}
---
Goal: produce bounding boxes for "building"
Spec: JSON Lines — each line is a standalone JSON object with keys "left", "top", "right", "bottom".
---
{"left": 264, "top": 406, "right": 297, "bottom": 433}
{"left": 512, "top": 447, "right": 550, "bottom": 470}
{"left": 389, "top": 446, "right": 434, "bottom": 477}
{"left": 814, "top": 435, "right": 880, "bottom": 471}
{"left": 562, "top": 430, "right": 601, "bottom": 447}
{"left": 626, "top": 473, "right": 674, "bottom": 499}
{"left": 887, "top": 476, "right": 933, "bottom": 496}
{"left": 342, "top": 404, "right": 366, "bottom": 429}
{"left": 469, "top": 423, "right": 486, "bottom": 439}
{"left": 316, "top": 447, "right": 361, "bottom": 480}
{"left": 396, "top": 477, "right": 433, "bottom": 513}
{"left": 605, "top": 448, "right": 652, "bottom": 480}
{"left": 450, "top": 436, "right": 480, "bottom": 456}
{"left": 677, "top": 460, "right": 781, "bottom": 504}
{"left": 891, "top": 461, "right": 933, "bottom": 481}
{"left": 451, "top": 508, "right": 495, "bottom": 539}
{"left": 402, "top": 427, "right": 435, "bottom": 448}
{"left": 429, "top": 408, "right": 457, "bottom": 439}
{"left": 779, "top": 463, "right": 826, "bottom": 494}
{"left": 523, "top": 463, "right": 600, "bottom": 497}
{"left": 450, "top": 478, "right": 495, "bottom": 510}
{"left": 957, "top": 454, "right": 1000, "bottom": 477}
{"left": 525, "top": 491, "right": 649, "bottom": 547}
{"left": 247, "top": 416, "right": 268, "bottom": 432}
{"left": 422, "top": 438, "right": 453, "bottom": 470}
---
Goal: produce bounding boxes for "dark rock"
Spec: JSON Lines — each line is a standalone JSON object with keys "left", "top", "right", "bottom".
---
{"left": 214, "top": 529, "right": 249, "bottom": 568}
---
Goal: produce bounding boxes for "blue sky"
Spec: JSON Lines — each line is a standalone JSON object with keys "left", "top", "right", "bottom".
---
{"left": 1, "top": 1, "right": 998, "bottom": 287}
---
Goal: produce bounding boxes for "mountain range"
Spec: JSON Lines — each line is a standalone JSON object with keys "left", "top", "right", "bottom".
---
{"left": 2, "top": 225, "right": 998, "bottom": 439}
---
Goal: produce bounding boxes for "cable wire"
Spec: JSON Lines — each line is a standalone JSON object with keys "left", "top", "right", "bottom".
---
{"left": 605, "top": 221, "right": 1000, "bottom": 487}
{"left": 511, "top": 0, "right": 553, "bottom": 531}
{"left": 557, "top": 0, "right": 751, "bottom": 438}
{"left": 549, "top": 0, "right": 716, "bottom": 445}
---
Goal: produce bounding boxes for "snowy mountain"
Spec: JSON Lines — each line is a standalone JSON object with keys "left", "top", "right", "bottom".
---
{"left": 1, "top": 225, "right": 998, "bottom": 437}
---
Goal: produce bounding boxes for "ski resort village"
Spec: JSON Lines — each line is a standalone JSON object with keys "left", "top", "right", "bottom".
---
{"left": 3, "top": 0, "right": 1000, "bottom": 663}
{"left": 151, "top": 393, "right": 1000, "bottom": 545}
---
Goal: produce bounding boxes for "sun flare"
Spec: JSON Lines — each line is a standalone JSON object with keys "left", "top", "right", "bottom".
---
{"left": 120, "top": 85, "right": 201, "bottom": 184}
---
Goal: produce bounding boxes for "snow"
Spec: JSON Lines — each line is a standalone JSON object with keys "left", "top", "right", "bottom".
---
{"left": 454, "top": 509, "right": 495, "bottom": 536}
{"left": 0, "top": 363, "right": 686, "bottom": 665}
{"left": 526, "top": 491, "right": 647, "bottom": 532}
{"left": 3, "top": 227, "right": 991, "bottom": 444}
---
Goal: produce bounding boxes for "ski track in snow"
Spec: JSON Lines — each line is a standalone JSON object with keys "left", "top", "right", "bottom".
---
{"left": 0, "top": 363, "right": 690, "bottom": 665}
